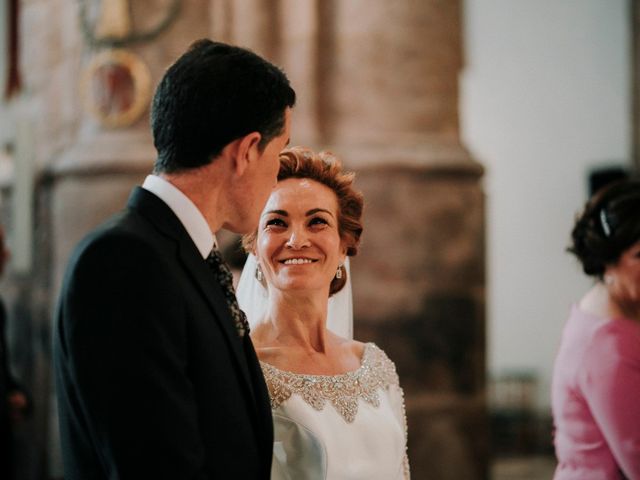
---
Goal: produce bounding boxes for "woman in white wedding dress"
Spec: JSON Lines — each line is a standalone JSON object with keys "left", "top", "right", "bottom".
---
{"left": 238, "top": 147, "right": 410, "bottom": 479}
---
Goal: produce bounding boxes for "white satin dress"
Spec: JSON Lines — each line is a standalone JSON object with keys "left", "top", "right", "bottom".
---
{"left": 261, "top": 343, "right": 410, "bottom": 479}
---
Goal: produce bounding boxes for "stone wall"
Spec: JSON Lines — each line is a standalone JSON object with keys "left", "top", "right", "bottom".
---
{"left": 353, "top": 164, "right": 486, "bottom": 478}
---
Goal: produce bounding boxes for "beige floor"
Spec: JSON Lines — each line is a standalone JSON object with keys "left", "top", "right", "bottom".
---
{"left": 492, "top": 456, "right": 557, "bottom": 480}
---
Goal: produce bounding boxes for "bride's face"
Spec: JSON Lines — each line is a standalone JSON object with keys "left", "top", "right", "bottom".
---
{"left": 256, "top": 178, "right": 346, "bottom": 295}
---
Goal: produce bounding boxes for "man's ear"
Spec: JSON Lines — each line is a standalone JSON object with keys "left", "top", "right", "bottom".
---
{"left": 233, "top": 132, "right": 262, "bottom": 176}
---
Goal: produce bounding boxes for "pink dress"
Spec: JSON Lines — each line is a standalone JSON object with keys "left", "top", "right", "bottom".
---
{"left": 552, "top": 305, "right": 640, "bottom": 479}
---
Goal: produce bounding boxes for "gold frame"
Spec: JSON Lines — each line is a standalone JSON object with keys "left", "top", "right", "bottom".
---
{"left": 81, "top": 49, "right": 152, "bottom": 128}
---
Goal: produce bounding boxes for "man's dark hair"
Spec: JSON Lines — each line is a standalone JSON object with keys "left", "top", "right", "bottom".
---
{"left": 151, "top": 39, "right": 296, "bottom": 173}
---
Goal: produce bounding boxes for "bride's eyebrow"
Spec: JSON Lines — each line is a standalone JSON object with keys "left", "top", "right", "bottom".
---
{"left": 262, "top": 209, "right": 288, "bottom": 217}
{"left": 306, "top": 208, "right": 334, "bottom": 218}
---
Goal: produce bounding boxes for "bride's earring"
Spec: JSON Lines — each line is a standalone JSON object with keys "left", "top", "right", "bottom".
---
{"left": 604, "top": 274, "right": 614, "bottom": 286}
{"left": 255, "top": 265, "right": 264, "bottom": 282}
{"left": 336, "top": 264, "right": 343, "bottom": 279}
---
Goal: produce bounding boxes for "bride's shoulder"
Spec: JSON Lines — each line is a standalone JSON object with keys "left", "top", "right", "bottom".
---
{"left": 364, "top": 342, "right": 395, "bottom": 363}
{"left": 337, "top": 337, "right": 366, "bottom": 359}
{"left": 344, "top": 339, "right": 399, "bottom": 372}
{"left": 331, "top": 336, "right": 379, "bottom": 365}
{"left": 345, "top": 338, "right": 387, "bottom": 357}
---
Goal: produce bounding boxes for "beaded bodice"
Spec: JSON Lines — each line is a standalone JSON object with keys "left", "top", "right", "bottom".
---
{"left": 260, "top": 343, "right": 400, "bottom": 423}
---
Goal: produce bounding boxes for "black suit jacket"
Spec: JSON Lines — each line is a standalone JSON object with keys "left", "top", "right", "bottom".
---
{"left": 54, "top": 187, "right": 273, "bottom": 479}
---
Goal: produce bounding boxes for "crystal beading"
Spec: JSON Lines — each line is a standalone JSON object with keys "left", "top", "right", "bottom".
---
{"left": 260, "top": 343, "right": 400, "bottom": 423}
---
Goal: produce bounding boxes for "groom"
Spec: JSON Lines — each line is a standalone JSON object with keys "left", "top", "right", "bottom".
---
{"left": 54, "top": 39, "right": 295, "bottom": 479}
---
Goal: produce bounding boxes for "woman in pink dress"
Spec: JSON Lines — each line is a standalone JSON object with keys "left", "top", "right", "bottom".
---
{"left": 552, "top": 179, "right": 640, "bottom": 479}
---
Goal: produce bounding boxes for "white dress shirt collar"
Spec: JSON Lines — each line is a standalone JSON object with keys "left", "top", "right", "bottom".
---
{"left": 142, "top": 174, "right": 216, "bottom": 259}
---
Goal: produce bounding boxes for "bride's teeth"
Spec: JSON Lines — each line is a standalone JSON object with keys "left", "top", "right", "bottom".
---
{"left": 284, "top": 258, "right": 312, "bottom": 265}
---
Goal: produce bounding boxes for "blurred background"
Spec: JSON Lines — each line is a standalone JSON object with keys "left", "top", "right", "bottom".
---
{"left": 0, "top": 0, "right": 636, "bottom": 478}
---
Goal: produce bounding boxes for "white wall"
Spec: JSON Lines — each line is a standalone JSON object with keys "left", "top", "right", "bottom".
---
{"left": 461, "top": 0, "right": 631, "bottom": 408}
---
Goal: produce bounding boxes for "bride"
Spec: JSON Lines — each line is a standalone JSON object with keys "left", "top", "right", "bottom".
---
{"left": 238, "top": 147, "right": 410, "bottom": 479}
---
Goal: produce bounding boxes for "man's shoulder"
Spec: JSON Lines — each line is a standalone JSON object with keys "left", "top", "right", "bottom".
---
{"left": 77, "top": 208, "right": 145, "bottom": 248}
{"left": 69, "top": 206, "right": 169, "bottom": 270}
{"left": 78, "top": 186, "right": 174, "bottom": 243}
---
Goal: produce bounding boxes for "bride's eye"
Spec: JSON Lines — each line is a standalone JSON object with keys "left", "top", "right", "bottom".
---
{"left": 309, "top": 217, "right": 329, "bottom": 228}
{"left": 265, "top": 218, "right": 287, "bottom": 229}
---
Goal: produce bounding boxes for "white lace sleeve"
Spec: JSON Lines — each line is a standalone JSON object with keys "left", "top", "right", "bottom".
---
{"left": 388, "top": 377, "right": 410, "bottom": 479}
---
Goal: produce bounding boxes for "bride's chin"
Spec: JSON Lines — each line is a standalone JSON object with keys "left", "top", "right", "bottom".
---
{"left": 273, "top": 279, "right": 326, "bottom": 294}
{"left": 277, "top": 282, "right": 312, "bottom": 292}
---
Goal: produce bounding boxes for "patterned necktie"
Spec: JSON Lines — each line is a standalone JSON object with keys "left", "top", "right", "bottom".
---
{"left": 206, "top": 249, "right": 250, "bottom": 338}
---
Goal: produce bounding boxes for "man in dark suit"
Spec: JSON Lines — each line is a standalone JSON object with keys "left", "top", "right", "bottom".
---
{"left": 54, "top": 39, "right": 295, "bottom": 479}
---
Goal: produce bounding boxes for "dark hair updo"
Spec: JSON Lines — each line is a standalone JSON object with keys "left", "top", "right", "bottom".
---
{"left": 569, "top": 179, "right": 640, "bottom": 277}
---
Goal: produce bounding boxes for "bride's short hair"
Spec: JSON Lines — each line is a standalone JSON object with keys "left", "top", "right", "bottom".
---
{"left": 242, "top": 146, "right": 364, "bottom": 295}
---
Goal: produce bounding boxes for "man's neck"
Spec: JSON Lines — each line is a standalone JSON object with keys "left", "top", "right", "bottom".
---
{"left": 160, "top": 166, "right": 228, "bottom": 235}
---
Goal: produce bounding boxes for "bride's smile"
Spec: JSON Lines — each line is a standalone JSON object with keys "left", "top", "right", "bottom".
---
{"left": 279, "top": 257, "right": 319, "bottom": 265}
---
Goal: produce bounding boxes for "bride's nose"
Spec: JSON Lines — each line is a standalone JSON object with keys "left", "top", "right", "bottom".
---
{"left": 285, "top": 228, "right": 310, "bottom": 249}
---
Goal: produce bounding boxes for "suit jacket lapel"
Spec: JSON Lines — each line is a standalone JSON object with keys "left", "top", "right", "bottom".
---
{"left": 126, "top": 187, "right": 258, "bottom": 409}
{"left": 176, "top": 242, "right": 257, "bottom": 403}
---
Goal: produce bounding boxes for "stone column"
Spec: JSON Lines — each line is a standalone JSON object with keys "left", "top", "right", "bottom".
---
{"left": 323, "top": 2, "right": 487, "bottom": 478}
{"left": 227, "top": 1, "right": 488, "bottom": 477}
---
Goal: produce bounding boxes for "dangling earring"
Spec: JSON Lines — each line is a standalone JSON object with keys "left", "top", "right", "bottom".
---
{"left": 336, "top": 264, "right": 343, "bottom": 279}
{"left": 604, "top": 274, "right": 614, "bottom": 286}
{"left": 255, "top": 265, "right": 264, "bottom": 282}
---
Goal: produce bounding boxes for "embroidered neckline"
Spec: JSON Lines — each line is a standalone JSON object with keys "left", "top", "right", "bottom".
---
{"left": 260, "top": 343, "right": 399, "bottom": 423}
{"left": 260, "top": 342, "right": 371, "bottom": 378}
